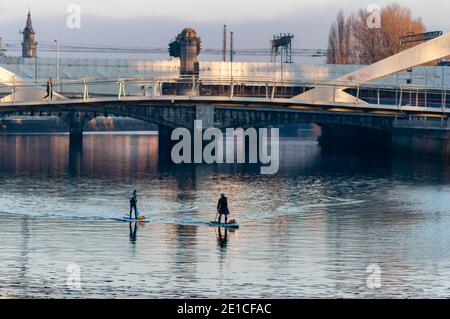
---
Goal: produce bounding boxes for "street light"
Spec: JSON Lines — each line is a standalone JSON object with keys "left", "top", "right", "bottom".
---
{"left": 230, "top": 31, "right": 234, "bottom": 78}
{"left": 34, "top": 42, "right": 38, "bottom": 82}
{"left": 54, "top": 39, "right": 61, "bottom": 92}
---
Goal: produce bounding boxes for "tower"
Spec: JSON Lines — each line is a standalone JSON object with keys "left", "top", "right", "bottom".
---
{"left": 21, "top": 9, "right": 37, "bottom": 58}
{"left": 0, "top": 38, "right": 5, "bottom": 57}
{"left": 169, "top": 28, "right": 201, "bottom": 76}
{"left": 169, "top": 28, "right": 201, "bottom": 95}
{"left": 178, "top": 28, "right": 201, "bottom": 76}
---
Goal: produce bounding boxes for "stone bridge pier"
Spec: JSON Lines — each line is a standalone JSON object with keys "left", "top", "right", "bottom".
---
{"left": 59, "top": 112, "right": 96, "bottom": 147}
{"left": 157, "top": 104, "right": 215, "bottom": 164}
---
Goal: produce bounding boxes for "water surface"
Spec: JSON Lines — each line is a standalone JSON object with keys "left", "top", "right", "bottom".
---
{"left": 1, "top": 129, "right": 450, "bottom": 298}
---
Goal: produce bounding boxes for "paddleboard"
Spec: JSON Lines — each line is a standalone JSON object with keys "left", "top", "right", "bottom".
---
{"left": 209, "top": 221, "right": 240, "bottom": 229}
{"left": 119, "top": 216, "right": 149, "bottom": 223}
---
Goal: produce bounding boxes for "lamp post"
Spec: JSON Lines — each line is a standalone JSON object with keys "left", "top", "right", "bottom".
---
{"left": 34, "top": 42, "right": 38, "bottom": 82}
{"left": 54, "top": 39, "right": 61, "bottom": 92}
{"left": 222, "top": 25, "right": 227, "bottom": 62}
{"left": 230, "top": 31, "right": 234, "bottom": 78}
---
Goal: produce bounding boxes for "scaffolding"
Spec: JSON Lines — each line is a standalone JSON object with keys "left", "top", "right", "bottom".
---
{"left": 271, "top": 33, "right": 294, "bottom": 63}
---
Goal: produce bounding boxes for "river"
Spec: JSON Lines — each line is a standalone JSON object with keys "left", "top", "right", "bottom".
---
{"left": 1, "top": 127, "right": 450, "bottom": 298}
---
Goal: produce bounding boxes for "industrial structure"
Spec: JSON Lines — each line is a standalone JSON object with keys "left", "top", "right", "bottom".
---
{"left": 271, "top": 33, "right": 294, "bottom": 64}
{"left": 20, "top": 10, "right": 37, "bottom": 58}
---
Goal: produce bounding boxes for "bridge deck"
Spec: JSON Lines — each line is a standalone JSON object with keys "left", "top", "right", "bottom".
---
{"left": 1, "top": 95, "right": 448, "bottom": 117}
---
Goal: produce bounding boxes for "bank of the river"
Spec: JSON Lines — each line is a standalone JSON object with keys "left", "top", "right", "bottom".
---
{"left": 0, "top": 116, "right": 157, "bottom": 133}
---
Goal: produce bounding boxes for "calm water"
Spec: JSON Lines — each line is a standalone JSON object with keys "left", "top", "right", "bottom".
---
{"left": 1, "top": 128, "right": 450, "bottom": 298}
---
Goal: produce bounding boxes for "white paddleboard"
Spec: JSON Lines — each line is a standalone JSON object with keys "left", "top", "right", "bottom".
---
{"left": 118, "top": 216, "right": 149, "bottom": 223}
{"left": 209, "top": 221, "right": 240, "bottom": 229}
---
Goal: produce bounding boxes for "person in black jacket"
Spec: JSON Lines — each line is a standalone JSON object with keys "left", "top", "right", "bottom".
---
{"left": 217, "top": 193, "right": 230, "bottom": 224}
{"left": 129, "top": 190, "right": 138, "bottom": 219}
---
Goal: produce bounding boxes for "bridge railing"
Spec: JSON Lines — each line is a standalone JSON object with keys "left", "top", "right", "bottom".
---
{"left": 1, "top": 74, "right": 450, "bottom": 110}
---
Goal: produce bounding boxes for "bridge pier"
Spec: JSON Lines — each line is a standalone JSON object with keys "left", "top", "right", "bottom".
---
{"left": 69, "top": 113, "right": 84, "bottom": 147}
{"left": 158, "top": 125, "right": 176, "bottom": 165}
{"left": 157, "top": 104, "right": 216, "bottom": 165}
{"left": 318, "top": 124, "right": 392, "bottom": 154}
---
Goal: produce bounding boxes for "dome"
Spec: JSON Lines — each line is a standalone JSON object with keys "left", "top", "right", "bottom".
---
{"left": 180, "top": 27, "right": 198, "bottom": 38}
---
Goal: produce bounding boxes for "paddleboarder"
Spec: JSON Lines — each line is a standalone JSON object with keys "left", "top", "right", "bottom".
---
{"left": 217, "top": 193, "right": 230, "bottom": 224}
{"left": 129, "top": 190, "right": 139, "bottom": 219}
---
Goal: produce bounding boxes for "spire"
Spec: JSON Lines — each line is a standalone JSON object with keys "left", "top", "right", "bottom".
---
{"left": 25, "top": 8, "right": 33, "bottom": 31}
{"left": 21, "top": 9, "right": 37, "bottom": 58}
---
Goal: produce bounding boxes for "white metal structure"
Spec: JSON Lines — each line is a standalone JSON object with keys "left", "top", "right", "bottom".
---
{"left": 2, "top": 31, "right": 450, "bottom": 106}
{"left": 0, "top": 75, "right": 449, "bottom": 118}
{"left": 295, "top": 32, "right": 450, "bottom": 103}
{"left": 0, "top": 65, "right": 65, "bottom": 103}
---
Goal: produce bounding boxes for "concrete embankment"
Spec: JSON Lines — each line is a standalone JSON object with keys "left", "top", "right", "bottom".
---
{"left": 0, "top": 116, "right": 157, "bottom": 133}
{"left": 319, "top": 119, "right": 450, "bottom": 159}
{"left": 392, "top": 126, "right": 450, "bottom": 158}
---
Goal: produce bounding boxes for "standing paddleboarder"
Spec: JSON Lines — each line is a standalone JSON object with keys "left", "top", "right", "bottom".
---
{"left": 129, "top": 190, "right": 139, "bottom": 219}
{"left": 217, "top": 193, "right": 230, "bottom": 224}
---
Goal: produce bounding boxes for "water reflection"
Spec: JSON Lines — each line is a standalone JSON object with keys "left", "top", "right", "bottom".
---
{"left": 216, "top": 227, "right": 228, "bottom": 249}
{"left": 0, "top": 129, "right": 408, "bottom": 179}
{"left": 2, "top": 128, "right": 450, "bottom": 298}
{"left": 129, "top": 222, "right": 139, "bottom": 243}
{"left": 0, "top": 133, "right": 159, "bottom": 178}
{"left": 69, "top": 141, "right": 83, "bottom": 177}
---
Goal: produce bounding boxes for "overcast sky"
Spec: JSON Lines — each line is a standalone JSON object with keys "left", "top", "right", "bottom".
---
{"left": 1, "top": 0, "right": 449, "bottom": 61}
{"left": 2, "top": 0, "right": 450, "bottom": 23}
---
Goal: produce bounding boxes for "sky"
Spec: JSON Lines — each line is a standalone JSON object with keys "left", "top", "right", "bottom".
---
{"left": 0, "top": 0, "right": 449, "bottom": 62}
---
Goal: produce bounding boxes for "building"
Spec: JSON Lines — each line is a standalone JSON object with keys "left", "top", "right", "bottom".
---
{"left": 0, "top": 38, "right": 5, "bottom": 57}
{"left": 179, "top": 28, "right": 201, "bottom": 76}
{"left": 21, "top": 10, "right": 37, "bottom": 58}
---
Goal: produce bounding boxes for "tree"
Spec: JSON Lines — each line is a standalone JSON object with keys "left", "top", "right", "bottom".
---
{"left": 327, "top": 3, "right": 426, "bottom": 65}
{"left": 327, "top": 10, "right": 355, "bottom": 64}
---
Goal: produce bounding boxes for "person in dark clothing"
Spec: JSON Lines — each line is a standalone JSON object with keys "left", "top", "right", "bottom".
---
{"left": 217, "top": 193, "right": 230, "bottom": 224}
{"left": 43, "top": 78, "right": 53, "bottom": 100}
{"left": 129, "top": 190, "right": 138, "bottom": 219}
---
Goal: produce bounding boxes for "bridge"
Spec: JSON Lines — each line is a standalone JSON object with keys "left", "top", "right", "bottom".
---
{"left": 3, "top": 31, "right": 450, "bottom": 158}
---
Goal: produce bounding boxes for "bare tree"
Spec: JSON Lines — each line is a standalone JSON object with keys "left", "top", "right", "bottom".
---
{"left": 327, "top": 10, "right": 354, "bottom": 64}
{"left": 327, "top": 3, "right": 426, "bottom": 65}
